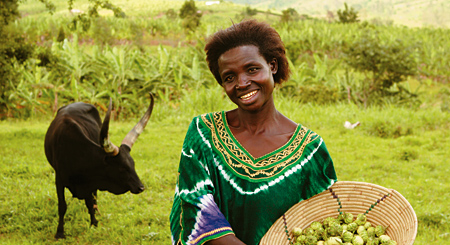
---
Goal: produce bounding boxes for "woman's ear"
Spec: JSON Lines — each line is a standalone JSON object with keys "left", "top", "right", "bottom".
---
{"left": 269, "top": 58, "right": 278, "bottom": 74}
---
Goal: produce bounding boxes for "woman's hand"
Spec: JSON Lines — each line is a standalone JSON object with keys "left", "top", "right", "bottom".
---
{"left": 206, "top": 234, "right": 246, "bottom": 245}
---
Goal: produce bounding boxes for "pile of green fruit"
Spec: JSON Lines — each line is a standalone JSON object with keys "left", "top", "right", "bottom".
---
{"left": 291, "top": 212, "right": 397, "bottom": 245}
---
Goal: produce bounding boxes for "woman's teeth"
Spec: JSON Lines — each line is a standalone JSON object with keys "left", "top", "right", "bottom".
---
{"left": 240, "top": 91, "right": 257, "bottom": 100}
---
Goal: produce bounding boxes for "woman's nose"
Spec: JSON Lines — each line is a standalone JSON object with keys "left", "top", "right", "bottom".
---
{"left": 235, "top": 75, "right": 251, "bottom": 89}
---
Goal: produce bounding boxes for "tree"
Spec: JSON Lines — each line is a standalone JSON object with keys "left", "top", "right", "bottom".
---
{"left": 179, "top": 0, "right": 202, "bottom": 32}
{"left": 343, "top": 31, "right": 418, "bottom": 107}
{"left": 337, "top": 3, "right": 359, "bottom": 23}
{"left": 280, "top": 8, "right": 299, "bottom": 23}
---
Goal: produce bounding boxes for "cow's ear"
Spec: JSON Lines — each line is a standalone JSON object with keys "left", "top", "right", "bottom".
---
{"left": 121, "top": 144, "right": 131, "bottom": 152}
{"left": 100, "top": 98, "right": 119, "bottom": 156}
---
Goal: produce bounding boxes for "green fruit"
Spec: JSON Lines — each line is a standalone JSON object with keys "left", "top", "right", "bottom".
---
{"left": 367, "top": 226, "right": 375, "bottom": 237}
{"left": 355, "top": 213, "right": 367, "bottom": 226}
{"left": 379, "top": 234, "right": 391, "bottom": 243}
{"left": 375, "top": 225, "right": 387, "bottom": 237}
{"left": 292, "top": 227, "right": 303, "bottom": 237}
{"left": 311, "top": 221, "right": 323, "bottom": 231}
{"left": 342, "top": 231, "right": 353, "bottom": 242}
{"left": 357, "top": 225, "right": 366, "bottom": 235}
{"left": 305, "top": 235, "right": 317, "bottom": 245}
{"left": 325, "top": 237, "right": 342, "bottom": 245}
{"left": 347, "top": 222, "right": 358, "bottom": 233}
{"left": 344, "top": 212, "right": 354, "bottom": 224}
{"left": 352, "top": 235, "right": 364, "bottom": 245}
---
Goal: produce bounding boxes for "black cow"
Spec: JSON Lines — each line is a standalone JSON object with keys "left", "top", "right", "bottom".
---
{"left": 44, "top": 95, "right": 154, "bottom": 239}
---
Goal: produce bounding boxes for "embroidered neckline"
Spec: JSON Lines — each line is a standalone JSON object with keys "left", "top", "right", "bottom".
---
{"left": 201, "top": 112, "right": 319, "bottom": 181}
{"left": 221, "top": 111, "right": 301, "bottom": 161}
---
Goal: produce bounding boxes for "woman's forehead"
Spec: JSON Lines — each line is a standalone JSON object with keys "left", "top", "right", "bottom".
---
{"left": 218, "top": 45, "right": 264, "bottom": 65}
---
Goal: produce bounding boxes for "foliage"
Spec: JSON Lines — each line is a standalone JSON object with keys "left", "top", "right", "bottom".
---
{"left": 280, "top": 54, "right": 344, "bottom": 104}
{"left": 178, "top": 0, "right": 197, "bottom": 19}
{"left": 166, "top": 8, "right": 177, "bottom": 20}
{"left": 0, "top": 0, "right": 448, "bottom": 117}
{"left": 342, "top": 30, "right": 418, "bottom": 107}
{"left": 0, "top": 0, "right": 20, "bottom": 27}
{"left": 179, "top": 0, "right": 202, "bottom": 32}
{"left": 337, "top": 3, "right": 359, "bottom": 24}
{"left": 63, "top": 0, "right": 126, "bottom": 33}
{"left": 0, "top": 28, "right": 36, "bottom": 119}
{"left": 244, "top": 6, "right": 257, "bottom": 17}
{"left": 280, "top": 7, "right": 299, "bottom": 23}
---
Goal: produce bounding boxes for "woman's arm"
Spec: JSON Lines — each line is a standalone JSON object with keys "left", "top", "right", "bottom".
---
{"left": 206, "top": 234, "right": 246, "bottom": 245}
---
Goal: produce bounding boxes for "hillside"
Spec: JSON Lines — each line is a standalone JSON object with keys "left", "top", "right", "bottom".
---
{"left": 223, "top": 0, "right": 450, "bottom": 28}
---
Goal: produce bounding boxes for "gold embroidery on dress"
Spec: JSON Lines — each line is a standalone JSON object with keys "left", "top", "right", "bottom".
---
{"left": 201, "top": 112, "right": 319, "bottom": 179}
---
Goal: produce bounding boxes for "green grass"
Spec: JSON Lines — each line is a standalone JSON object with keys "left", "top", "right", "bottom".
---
{"left": 1, "top": 94, "right": 449, "bottom": 244}
{"left": 2, "top": 1, "right": 449, "bottom": 243}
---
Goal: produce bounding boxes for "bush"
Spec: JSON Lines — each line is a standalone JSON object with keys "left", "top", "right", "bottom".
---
{"left": 280, "top": 8, "right": 299, "bottom": 23}
{"left": 166, "top": 9, "right": 177, "bottom": 20}
{"left": 343, "top": 30, "right": 418, "bottom": 107}
{"left": 337, "top": 3, "right": 359, "bottom": 23}
{"left": 0, "top": 0, "right": 20, "bottom": 27}
{"left": 179, "top": 0, "right": 202, "bottom": 32}
{"left": 0, "top": 28, "right": 36, "bottom": 119}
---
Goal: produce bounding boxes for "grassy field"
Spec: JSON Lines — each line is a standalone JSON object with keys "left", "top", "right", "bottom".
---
{"left": 1, "top": 90, "right": 450, "bottom": 244}
{"left": 1, "top": 0, "right": 449, "bottom": 244}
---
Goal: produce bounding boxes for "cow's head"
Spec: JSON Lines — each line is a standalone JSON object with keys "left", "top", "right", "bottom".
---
{"left": 98, "top": 94, "right": 154, "bottom": 195}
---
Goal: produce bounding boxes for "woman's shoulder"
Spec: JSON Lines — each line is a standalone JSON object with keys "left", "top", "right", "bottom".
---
{"left": 186, "top": 111, "right": 225, "bottom": 130}
{"left": 192, "top": 111, "right": 224, "bottom": 124}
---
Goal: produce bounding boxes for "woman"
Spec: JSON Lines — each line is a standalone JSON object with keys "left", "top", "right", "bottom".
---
{"left": 170, "top": 19, "right": 337, "bottom": 245}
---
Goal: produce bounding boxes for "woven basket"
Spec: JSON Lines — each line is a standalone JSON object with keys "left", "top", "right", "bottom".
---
{"left": 260, "top": 181, "right": 417, "bottom": 245}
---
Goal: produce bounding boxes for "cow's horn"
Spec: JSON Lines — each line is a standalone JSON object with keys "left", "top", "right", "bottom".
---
{"left": 100, "top": 98, "right": 119, "bottom": 156}
{"left": 122, "top": 93, "right": 154, "bottom": 149}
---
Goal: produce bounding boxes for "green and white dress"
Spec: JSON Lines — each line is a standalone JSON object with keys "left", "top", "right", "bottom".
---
{"left": 170, "top": 111, "right": 337, "bottom": 245}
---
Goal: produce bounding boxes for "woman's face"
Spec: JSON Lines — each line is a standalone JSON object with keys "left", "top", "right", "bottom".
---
{"left": 218, "top": 45, "right": 278, "bottom": 113}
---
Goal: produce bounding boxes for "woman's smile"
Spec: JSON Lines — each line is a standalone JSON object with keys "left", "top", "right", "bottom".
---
{"left": 240, "top": 90, "right": 258, "bottom": 101}
{"left": 218, "top": 45, "right": 277, "bottom": 112}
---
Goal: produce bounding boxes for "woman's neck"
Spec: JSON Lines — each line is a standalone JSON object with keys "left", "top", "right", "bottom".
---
{"left": 227, "top": 102, "right": 282, "bottom": 135}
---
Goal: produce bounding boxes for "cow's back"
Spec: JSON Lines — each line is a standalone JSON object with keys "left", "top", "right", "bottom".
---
{"left": 44, "top": 103, "right": 103, "bottom": 172}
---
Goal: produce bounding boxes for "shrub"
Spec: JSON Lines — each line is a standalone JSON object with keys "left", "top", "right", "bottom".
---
{"left": 179, "top": 0, "right": 202, "bottom": 32}
{"left": 0, "top": 0, "right": 20, "bottom": 27}
{"left": 343, "top": 30, "right": 418, "bottom": 107}
{"left": 0, "top": 28, "right": 36, "bottom": 119}
{"left": 166, "top": 9, "right": 177, "bottom": 20}
{"left": 281, "top": 8, "right": 299, "bottom": 23}
{"left": 337, "top": 3, "right": 359, "bottom": 23}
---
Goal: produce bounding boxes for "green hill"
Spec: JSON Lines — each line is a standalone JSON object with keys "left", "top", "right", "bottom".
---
{"left": 223, "top": 0, "right": 450, "bottom": 28}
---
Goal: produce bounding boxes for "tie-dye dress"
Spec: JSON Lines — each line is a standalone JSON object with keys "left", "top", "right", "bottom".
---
{"left": 170, "top": 111, "right": 337, "bottom": 245}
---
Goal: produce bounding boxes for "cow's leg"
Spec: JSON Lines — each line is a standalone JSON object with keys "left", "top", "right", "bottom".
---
{"left": 85, "top": 191, "right": 98, "bottom": 227}
{"left": 93, "top": 190, "right": 100, "bottom": 215}
{"left": 55, "top": 179, "right": 66, "bottom": 239}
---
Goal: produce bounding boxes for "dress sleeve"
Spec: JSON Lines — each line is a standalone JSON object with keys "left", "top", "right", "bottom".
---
{"left": 170, "top": 117, "right": 234, "bottom": 245}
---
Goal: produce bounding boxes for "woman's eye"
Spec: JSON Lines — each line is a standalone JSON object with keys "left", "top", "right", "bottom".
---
{"left": 224, "top": 76, "right": 234, "bottom": 83}
{"left": 249, "top": 67, "right": 258, "bottom": 73}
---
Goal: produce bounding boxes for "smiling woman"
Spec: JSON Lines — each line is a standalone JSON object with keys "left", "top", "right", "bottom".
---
{"left": 169, "top": 19, "right": 338, "bottom": 245}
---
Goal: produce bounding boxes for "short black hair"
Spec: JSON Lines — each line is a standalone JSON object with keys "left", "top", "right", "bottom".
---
{"left": 205, "top": 19, "right": 290, "bottom": 85}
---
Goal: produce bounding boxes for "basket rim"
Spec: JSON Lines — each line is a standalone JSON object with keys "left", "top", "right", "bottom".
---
{"left": 260, "top": 181, "right": 418, "bottom": 245}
